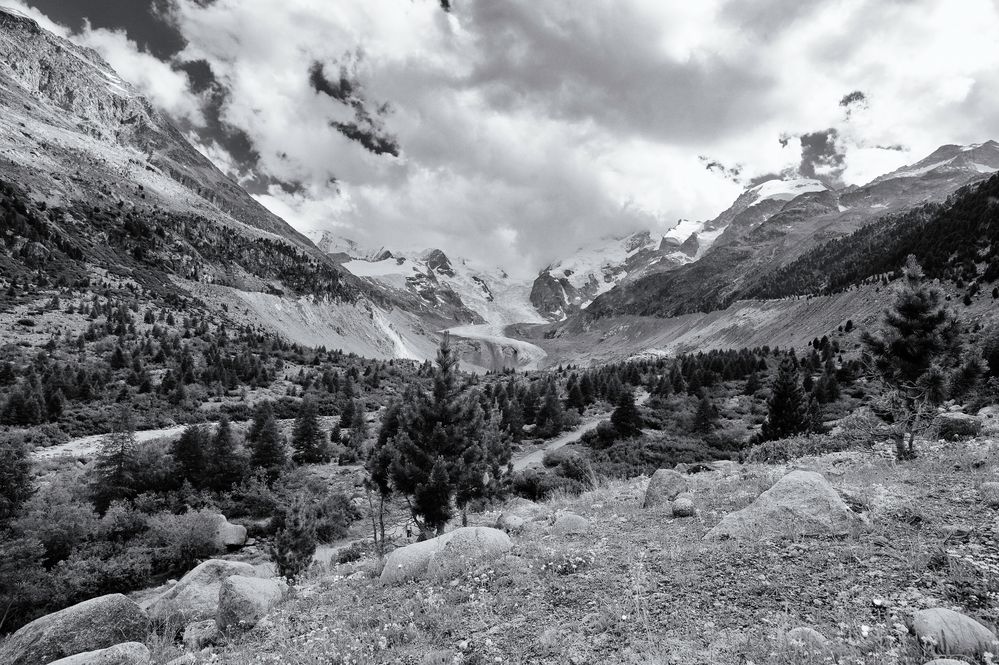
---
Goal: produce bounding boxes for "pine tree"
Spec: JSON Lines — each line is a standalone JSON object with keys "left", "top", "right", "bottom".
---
{"left": 381, "top": 334, "right": 488, "bottom": 536}
{"left": 292, "top": 398, "right": 329, "bottom": 464}
{"left": 269, "top": 496, "right": 317, "bottom": 581}
{"left": 863, "top": 255, "right": 962, "bottom": 458}
{"left": 610, "top": 389, "right": 642, "bottom": 438}
{"left": 208, "top": 415, "right": 243, "bottom": 491}
{"left": 744, "top": 371, "right": 761, "bottom": 396}
{"left": 0, "top": 437, "right": 33, "bottom": 525}
{"left": 534, "top": 380, "right": 565, "bottom": 438}
{"left": 91, "top": 404, "right": 138, "bottom": 512}
{"left": 248, "top": 402, "right": 286, "bottom": 482}
{"left": 759, "top": 358, "right": 811, "bottom": 442}
{"left": 692, "top": 394, "right": 717, "bottom": 434}
{"left": 172, "top": 425, "right": 208, "bottom": 488}
{"left": 565, "top": 382, "right": 586, "bottom": 414}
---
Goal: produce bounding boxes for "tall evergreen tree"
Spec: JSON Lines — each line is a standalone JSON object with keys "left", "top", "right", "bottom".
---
{"left": 248, "top": 402, "right": 286, "bottom": 482}
{"left": 610, "top": 389, "right": 642, "bottom": 438}
{"left": 292, "top": 398, "right": 329, "bottom": 464}
{"left": 692, "top": 394, "right": 718, "bottom": 434}
{"left": 863, "top": 255, "right": 963, "bottom": 458}
{"left": 172, "top": 425, "right": 208, "bottom": 488}
{"left": 759, "top": 358, "right": 811, "bottom": 442}
{"left": 207, "top": 415, "right": 243, "bottom": 491}
{"left": 0, "top": 437, "right": 33, "bottom": 525}
{"left": 270, "top": 496, "right": 317, "bottom": 581}
{"left": 91, "top": 404, "right": 138, "bottom": 512}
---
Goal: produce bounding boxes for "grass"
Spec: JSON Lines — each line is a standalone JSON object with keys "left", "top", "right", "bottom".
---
{"left": 204, "top": 438, "right": 999, "bottom": 665}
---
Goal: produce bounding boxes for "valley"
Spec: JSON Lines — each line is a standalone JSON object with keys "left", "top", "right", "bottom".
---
{"left": 2, "top": 5, "right": 999, "bottom": 665}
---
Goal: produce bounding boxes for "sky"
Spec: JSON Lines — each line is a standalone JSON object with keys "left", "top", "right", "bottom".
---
{"left": 10, "top": 0, "right": 999, "bottom": 277}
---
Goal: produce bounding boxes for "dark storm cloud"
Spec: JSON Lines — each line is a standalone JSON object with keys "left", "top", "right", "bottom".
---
{"left": 462, "top": 2, "right": 776, "bottom": 144}
{"left": 309, "top": 60, "right": 400, "bottom": 157}
{"left": 699, "top": 156, "right": 742, "bottom": 182}
{"left": 798, "top": 128, "right": 846, "bottom": 182}
{"left": 30, "top": 0, "right": 185, "bottom": 58}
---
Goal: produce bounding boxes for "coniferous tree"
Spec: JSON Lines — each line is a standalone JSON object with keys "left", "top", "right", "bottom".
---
{"left": 0, "top": 437, "right": 33, "bottom": 525}
{"left": 270, "top": 496, "right": 317, "bottom": 581}
{"left": 610, "top": 389, "right": 642, "bottom": 438}
{"left": 91, "top": 404, "right": 138, "bottom": 512}
{"left": 566, "top": 382, "right": 586, "bottom": 414}
{"left": 692, "top": 394, "right": 718, "bottom": 434}
{"left": 292, "top": 398, "right": 329, "bottom": 464}
{"left": 172, "top": 425, "right": 208, "bottom": 488}
{"left": 248, "top": 402, "right": 286, "bottom": 482}
{"left": 759, "top": 358, "right": 811, "bottom": 442}
{"left": 208, "top": 415, "right": 243, "bottom": 491}
{"left": 863, "top": 256, "right": 963, "bottom": 458}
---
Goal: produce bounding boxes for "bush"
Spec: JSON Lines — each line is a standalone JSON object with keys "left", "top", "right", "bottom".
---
{"left": 743, "top": 434, "right": 853, "bottom": 464}
{"left": 510, "top": 468, "right": 589, "bottom": 502}
{"left": 145, "top": 508, "right": 221, "bottom": 571}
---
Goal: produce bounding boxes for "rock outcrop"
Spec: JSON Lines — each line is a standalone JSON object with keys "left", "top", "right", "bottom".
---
{"left": 211, "top": 514, "right": 248, "bottom": 549}
{"left": 0, "top": 594, "right": 148, "bottom": 665}
{"left": 644, "top": 469, "right": 690, "bottom": 508}
{"left": 146, "top": 559, "right": 256, "bottom": 625}
{"left": 380, "top": 527, "right": 512, "bottom": 584}
{"left": 217, "top": 576, "right": 290, "bottom": 633}
{"left": 935, "top": 412, "right": 983, "bottom": 440}
{"left": 552, "top": 512, "right": 590, "bottom": 535}
{"left": 703, "top": 470, "right": 858, "bottom": 540}
{"left": 45, "top": 642, "right": 151, "bottom": 665}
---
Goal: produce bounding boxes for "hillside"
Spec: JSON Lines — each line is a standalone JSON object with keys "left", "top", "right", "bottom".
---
{"left": 582, "top": 142, "right": 999, "bottom": 321}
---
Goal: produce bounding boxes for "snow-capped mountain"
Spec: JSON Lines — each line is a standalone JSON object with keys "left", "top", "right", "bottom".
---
{"left": 317, "top": 240, "right": 545, "bottom": 327}
{"left": 529, "top": 178, "right": 829, "bottom": 320}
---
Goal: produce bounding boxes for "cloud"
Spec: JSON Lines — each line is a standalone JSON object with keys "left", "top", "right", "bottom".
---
{"left": 10, "top": 0, "right": 999, "bottom": 277}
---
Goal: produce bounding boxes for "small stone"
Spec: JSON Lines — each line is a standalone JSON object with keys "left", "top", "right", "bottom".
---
{"left": 552, "top": 513, "right": 590, "bottom": 535}
{"left": 785, "top": 626, "right": 828, "bottom": 650}
{"left": 671, "top": 494, "right": 695, "bottom": 518}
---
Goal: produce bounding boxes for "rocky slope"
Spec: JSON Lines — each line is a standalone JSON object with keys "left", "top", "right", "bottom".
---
{"left": 582, "top": 142, "right": 999, "bottom": 320}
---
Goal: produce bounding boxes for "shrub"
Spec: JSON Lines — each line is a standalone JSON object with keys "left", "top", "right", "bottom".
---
{"left": 145, "top": 508, "right": 221, "bottom": 571}
{"left": 743, "top": 434, "right": 853, "bottom": 464}
{"left": 270, "top": 496, "right": 317, "bottom": 581}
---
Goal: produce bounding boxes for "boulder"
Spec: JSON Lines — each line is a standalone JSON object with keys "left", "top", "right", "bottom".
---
{"left": 704, "top": 470, "right": 858, "bottom": 540}
{"left": 643, "top": 469, "right": 690, "bottom": 508}
{"left": 217, "top": 576, "right": 290, "bottom": 632}
{"left": 380, "top": 527, "right": 512, "bottom": 584}
{"left": 0, "top": 594, "right": 148, "bottom": 665}
{"left": 146, "top": 559, "right": 256, "bottom": 625}
{"left": 911, "top": 608, "right": 999, "bottom": 656}
{"left": 785, "top": 626, "right": 829, "bottom": 650}
{"left": 979, "top": 482, "right": 999, "bottom": 508}
{"left": 671, "top": 494, "right": 696, "bottom": 518}
{"left": 935, "top": 412, "right": 983, "bottom": 440}
{"left": 45, "top": 643, "right": 151, "bottom": 665}
{"left": 552, "top": 512, "right": 590, "bottom": 535}
{"left": 182, "top": 619, "right": 219, "bottom": 651}
{"left": 211, "top": 514, "right": 248, "bottom": 549}
{"left": 426, "top": 527, "right": 514, "bottom": 580}
{"left": 496, "top": 512, "right": 526, "bottom": 534}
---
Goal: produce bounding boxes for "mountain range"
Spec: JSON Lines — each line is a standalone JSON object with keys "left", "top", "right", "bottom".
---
{"left": 2, "top": 6, "right": 999, "bottom": 371}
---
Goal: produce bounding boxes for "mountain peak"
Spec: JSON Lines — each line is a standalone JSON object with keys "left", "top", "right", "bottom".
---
{"left": 749, "top": 178, "right": 827, "bottom": 204}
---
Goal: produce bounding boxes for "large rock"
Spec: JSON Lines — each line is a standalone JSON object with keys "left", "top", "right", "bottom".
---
{"left": 704, "top": 470, "right": 858, "bottom": 540}
{"left": 211, "top": 514, "right": 248, "bottom": 549}
{"left": 45, "top": 643, "right": 151, "bottom": 665}
{"left": 935, "top": 412, "right": 983, "bottom": 440}
{"left": 0, "top": 594, "right": 148, "bottom": 665}
{"left": 217, "top": 576, "right": 290, "bottom": 633}
{"left": 643, "top": 469, "right": 690, "bottom": 508}
{"left": 380, "top": 527, "right": 512, "bottom": 584}
{"left": 911, "top": 608, "right": 999, "bottom": 656}
{"left": 146, "top": 559, "right": 256, "bottom": 626}
{"left": 552, "top": 512, "right": 590, "bottom": 535}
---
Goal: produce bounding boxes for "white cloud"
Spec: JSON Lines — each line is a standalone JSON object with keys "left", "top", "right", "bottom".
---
{"left": 11, "top": 0, "right": 999, "bottom": 276}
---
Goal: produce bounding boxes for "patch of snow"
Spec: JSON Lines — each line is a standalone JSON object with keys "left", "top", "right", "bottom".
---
{"left": 750, "top": 178, "right": 827, "bottom": 203}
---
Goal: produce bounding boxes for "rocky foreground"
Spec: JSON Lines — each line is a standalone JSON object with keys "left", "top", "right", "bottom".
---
{"left": 3, "top": 426, "right": 999, "bottom": 664}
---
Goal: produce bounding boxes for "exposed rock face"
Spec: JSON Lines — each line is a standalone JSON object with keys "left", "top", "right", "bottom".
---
{"left": 552, "top": 512, "right": 590, "bottom": 535}
{"left": 643, "top": 469, "right": 690, "bottom": 508}
{"left": 217, "top": 576, "right": 290, "bottom": 633}
{"left": 0, "top": 594, "right": 148, "bottom": 665}
{"left": 146, "top": 559, "right": 256, "bottom": 625}
{"left": 703, "top": 470, "right": 858, "bottom": 540}
{"left": 679, "top": 233, "right": 699, "bottom": 257}
{"left": 44, "top": 642, "right": 151, "bottom": 665}
{"left": 380, "top": 527, "right": 513, "bottom": 584}
{"left": 496, "top": 512, "right": 527, "bottom": 534}
{"left": 911, "top": 608, "right": 999, "bottom": 657}
{"left": 423, "top": 249, "right": 455, "bottom": 277}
